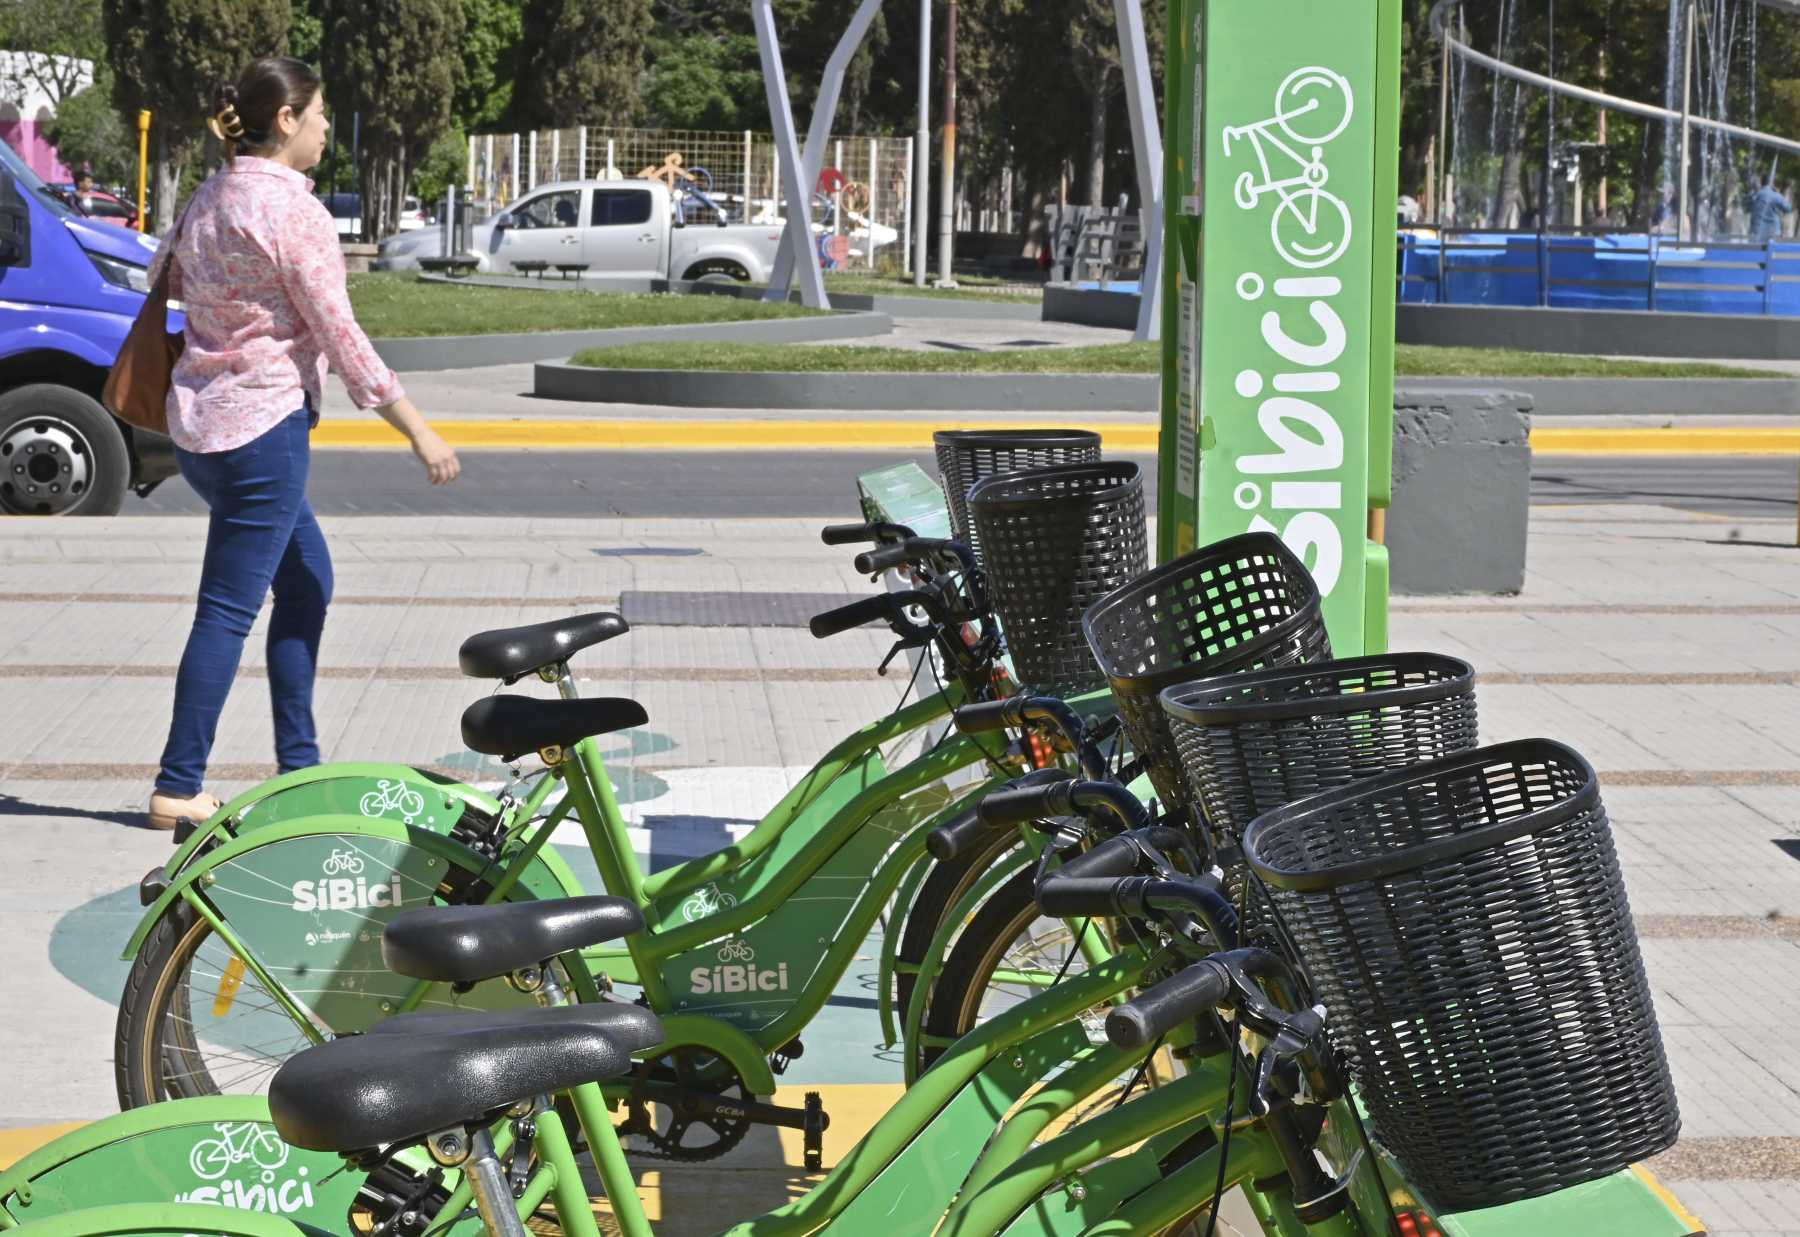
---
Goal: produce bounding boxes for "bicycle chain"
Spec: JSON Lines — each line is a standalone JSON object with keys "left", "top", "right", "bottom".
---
{"left": 616, "top": 1046, "right": 753, "bottom": 1163}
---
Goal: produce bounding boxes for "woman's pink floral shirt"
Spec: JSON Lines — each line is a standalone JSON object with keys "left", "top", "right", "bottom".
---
{"left": 148, "top": 156, "right": 403, "bottom": 453}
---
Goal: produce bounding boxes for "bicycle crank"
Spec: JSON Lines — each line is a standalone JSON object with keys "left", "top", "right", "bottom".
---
{"left": 617, "top": 1046, "right": 830, "bottom": 1165}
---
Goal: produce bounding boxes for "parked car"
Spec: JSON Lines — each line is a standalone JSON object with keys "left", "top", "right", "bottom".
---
{"left": 321, "top": 191, "right": 362, "bottom": 239}
{"left": 0, "top": 137, "right": 176, "bottom": 514}
{"left": 374, "top": 178, "right": 785, "bottom": 284}
{"left": 51, "top": 184, "right": 139, "bottom": 229}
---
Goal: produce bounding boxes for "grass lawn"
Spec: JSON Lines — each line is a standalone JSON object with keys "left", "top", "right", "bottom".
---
{"left": 569, "top": 338, "right": 1787, "bottom": 379}
{"left": 823, "top": 272, "right": 1040, "bottom": 303}
{"left": 348, "top": 272, "right": 821, "bottom": 338}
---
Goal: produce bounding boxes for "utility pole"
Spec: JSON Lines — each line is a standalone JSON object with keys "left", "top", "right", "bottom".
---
{"left": 914, "top": 0, "right": 930, "bottom": 287}
{"left": 1678, "top": 0, "right": 1695, "bottom": 241}
{"left": 936, "top": 0, "right": 957, "bottom": 286}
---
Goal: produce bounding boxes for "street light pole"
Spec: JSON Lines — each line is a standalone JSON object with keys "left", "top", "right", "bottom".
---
{"left": 935, "top": 0, "right": 957, "bottom": 286}
{"left": 1678, "top": 0, "right": 1695, "bottom": 241}
{"left": 914, "top": 0, "right": 930, "bottom": 287}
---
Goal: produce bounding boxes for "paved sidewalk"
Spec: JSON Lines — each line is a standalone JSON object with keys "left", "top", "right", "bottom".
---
{"left": 2, "top": 503, "right": 1798, "bottom": 1234}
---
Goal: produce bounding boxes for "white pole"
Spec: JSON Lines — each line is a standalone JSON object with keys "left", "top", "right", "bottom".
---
{"left": 528, "top": 131, "right": 537, "bottom": 189}
{"left": 551, "top": 130, "right": 560, "bottom": 181}
{"left": 606, "top": 138, "right": 616, "bottom": 179}
{"left": 914, "top": 0, "right": 930, "bottom": 287}
{"left": 1678, "top": 0, "right": 1695, "bottom": 241}
{"left": 834, "top": 138, "right": 845, "bottom": 257}
{"left": 466, "top": 134, "right": 475, "bottom": 192}
{"left": 743, "top": 130, "right": 752, "bottom": 219}
{"left": 902, "top": 137, "right": 914, "bottom": 276}
{"left": 510, "top": 133, "right": 520, "bottom": 200}
{"left": 577, "top": 126, "right": 587, "bottom": 179}
{"left": 869, "top": 137, "right": 879, "bottom": 270}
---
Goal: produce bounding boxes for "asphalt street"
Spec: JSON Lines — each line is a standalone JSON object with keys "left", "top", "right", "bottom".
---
{"left": 127, "top": 450, "right": 1795, "bottom": 520}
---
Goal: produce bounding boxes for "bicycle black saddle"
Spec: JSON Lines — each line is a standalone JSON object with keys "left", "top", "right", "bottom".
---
{"left": 382, "top": 895, "right": 644, "bottom": 985}
{"left": 269, "top": 1003, "right": 663, "bottom": 1153}
{"left": 460, "top": 695, "right": 648, "bottom": 761}
{"left": 460, "top": 611, "right": 628, "bottom": 683}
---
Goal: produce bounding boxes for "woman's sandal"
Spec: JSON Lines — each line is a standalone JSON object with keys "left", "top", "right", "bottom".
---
{"left": 147, "top": 790, "right": 222, "bottom": 832}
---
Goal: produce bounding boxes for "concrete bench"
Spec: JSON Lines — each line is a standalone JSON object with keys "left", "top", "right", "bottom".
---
{"left": 554, "top": 263, "right": 590, "bottom": 280}
{"left": 420, "top": 256, "right": 480, "bottom": 278}
{"left": 510, "top": 260, "right": 550, "bottom": 278}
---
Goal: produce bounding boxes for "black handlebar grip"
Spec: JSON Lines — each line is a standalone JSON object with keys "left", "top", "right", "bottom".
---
{"left": 1058, "top": 835, "right": 1146, "bottom": 880}
{"left": 809, "top": 594, "right": 893, "bottom": 639}
{"left": 821, "top": 523, "right": 880, "bottom": 546}
{"left": 926, "top": 807, "right": 995, "bottom": 862}
{"left": 976, "top": 773, "right": 1074, "bottom": 827}
{"left": 954, "top": 698, "right": 1024, "bottom": 734}
{"left": 1035, "top": 875, "right": 1132, "bottom": 919}
{"left": 1105, "top": 962, "right": 1232, "bottom": 1050}
{"left": 854, "top": 543, "right": 914, "bottom": 574}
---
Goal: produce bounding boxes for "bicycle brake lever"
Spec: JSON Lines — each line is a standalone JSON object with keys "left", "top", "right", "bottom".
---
{"left": 877, "top": 637, "right": 925, "bottom": 676}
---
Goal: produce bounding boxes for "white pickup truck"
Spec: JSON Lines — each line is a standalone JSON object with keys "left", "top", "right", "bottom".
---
{"left": 374, "top": 178, "right": 786, "bottom": 283}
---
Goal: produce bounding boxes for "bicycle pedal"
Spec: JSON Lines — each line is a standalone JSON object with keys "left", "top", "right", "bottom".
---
{"left": 771, "top": 1038, "right": 804, "bottom": 1075}
{"left": 803, "top": 1090, "right": 828, "bottom": 1172}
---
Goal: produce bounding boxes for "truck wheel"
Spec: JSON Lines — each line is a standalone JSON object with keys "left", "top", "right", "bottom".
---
{"left": 0, "top": 384, "right": 130, "bottom": 515}
{"left": 685, "top": 261, "right": 750, "bottom": 284}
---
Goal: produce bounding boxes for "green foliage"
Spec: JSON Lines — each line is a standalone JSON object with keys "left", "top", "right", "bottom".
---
{"left": 456, "top": 0, "right": 521, "bottom": 130}
{"left": 346, "top": 274, "right": 818, "bottom": 337}
{"left": 0, "top": 0, "right": 106, "bottom": 104}
{"left": 100, "top": 0, "right": 290, "bottom": 131}
{"left": 645, "top": 33, "right": 766, "bottom": 131}
{"left": 513, "top": 0, "right": 653, "bottom": 128}
{"left": 288, "top": 0, "right": 323, "bottom": 61}
{"left": 46, "top": 66, "right": 138, "bottom": 185}
{"left": 411, "top": 124, "right": 468, "bottom": 205}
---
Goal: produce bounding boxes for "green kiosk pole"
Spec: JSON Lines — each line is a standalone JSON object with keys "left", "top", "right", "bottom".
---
{"left": 1157, "top": 0, "right": 1402, "bottom": 657}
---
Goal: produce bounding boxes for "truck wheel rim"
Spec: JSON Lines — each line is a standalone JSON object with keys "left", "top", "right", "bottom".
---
{"left": 0, "top": 415, "right": 94, "bottom": 514}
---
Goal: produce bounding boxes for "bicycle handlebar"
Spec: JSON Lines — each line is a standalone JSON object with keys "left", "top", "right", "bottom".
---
{"left": 927, "top": 769, "right": 1071, "bottom": 861}
{"left": 1105, "top": 959, "right": 1233, "bottom": 1049}
{"left": 809, "top": 594, "right": 898, "bottom": 639}
{"left": 976, "top": 777, "right": 1149, "bottom": 832}
{"left": 953, "top": 694, "right": 1107, "bottom": 780}
{"left": 820, "top": 521, "right": 915, "bottom": 547}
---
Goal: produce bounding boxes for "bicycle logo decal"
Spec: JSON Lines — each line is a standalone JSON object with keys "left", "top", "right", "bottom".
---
{"left": 690, "top": 935, "right": 789, "bottom": 995}
{"left": 359, "top": 778, "right": 427, "bottom": 824}
{"left": 176, "top": 1120, "right": 317, "bottom": 1211}
{"left": 320, "top": 848, "right": 364, "bottom": 876}
{"left": 716, "top": 936, "right": 756, "bottom": 963}
{"left": 680, "top": 883, "right": 739, "bottom": 923}
{"left": 1222, "top": 67, "right": 1355, "bottom": 270}
{"left": 188, "top": 1121, "right": 289, "bottom": 1181}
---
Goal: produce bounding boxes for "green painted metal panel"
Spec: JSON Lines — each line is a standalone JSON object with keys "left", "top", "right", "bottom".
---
{"left": 1161, "top": 0, "right": 1398, "bottom": 655}
{"left": 858, "top": 462, "right": 953, "bottom": 538}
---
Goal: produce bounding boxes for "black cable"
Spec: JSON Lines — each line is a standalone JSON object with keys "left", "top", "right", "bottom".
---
{"left": 1109, "top": 1031, "right": 1167, "bottom": 1110}
{"left": 1204, "top": 1022, "right": 1245, "bottom": 1237}
{"left": 928, "top": 649, "right": 1009, "bottom": 768}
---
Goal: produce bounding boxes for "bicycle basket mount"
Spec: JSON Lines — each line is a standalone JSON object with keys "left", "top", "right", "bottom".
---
{"left": 970, "top": 460, "right": 1147, "bottom": 699}
{"left": 934, "top": 429, "right": 1102, "bottom": 566}
{"left": 1082, "top": 531, "right": 1331, "bottom": 814}
{"left": 1243, "top": 739, "right": 1681, "bottom": 1212}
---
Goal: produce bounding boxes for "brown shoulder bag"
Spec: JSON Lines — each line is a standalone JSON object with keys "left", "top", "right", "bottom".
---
{"left": 101, "top": 212, "right": 188, "bottom": 435}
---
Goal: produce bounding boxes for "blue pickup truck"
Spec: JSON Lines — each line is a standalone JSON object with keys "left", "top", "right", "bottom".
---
{"left": 0, "top": 135, "right": 176, "bottom": 514}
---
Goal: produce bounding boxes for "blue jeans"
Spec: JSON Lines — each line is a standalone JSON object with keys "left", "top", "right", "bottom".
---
{"left": 157, "top": 408, "right": 333, "bottom": 796}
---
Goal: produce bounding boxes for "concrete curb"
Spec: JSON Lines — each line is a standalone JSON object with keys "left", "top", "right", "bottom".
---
{"left": 1041, "top": 284, "right": 1143, "bottom": 330}
{"left": 371, "top": 311, "right": 893, "bottom": 373}
{"left": 413, "top": 271, "right": 1044, "bottom": 321}
{"left": 532, "top": 362, "right": 1156, "bottom": 411}
{"left": 1398, "top": 302, "right": 1800, "bottom": 361}
{"left": 1400, "top": 376, "right": 1800, "bottom": 416}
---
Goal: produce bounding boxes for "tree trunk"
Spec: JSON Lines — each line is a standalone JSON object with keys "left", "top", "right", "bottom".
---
{"left": 153, "top": 126, "right": 179, "bottom": 236}
{"left": 1086, "top": 63, "right": 1110, "bottom": 206}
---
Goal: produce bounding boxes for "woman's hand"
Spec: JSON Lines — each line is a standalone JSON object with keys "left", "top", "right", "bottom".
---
{"left": 411, "top": 426, "right": 460, "bottom": 485}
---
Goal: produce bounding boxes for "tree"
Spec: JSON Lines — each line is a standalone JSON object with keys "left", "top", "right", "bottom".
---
{"left": 644, "top": 32, "right": 765, "bottom": 131}
{"left": 46, "top": 65, "right": 137, "bottom": 185}
{"left": 0, "top": 0, "right": 105, "bottom": 107}
{"left": 100, "top": 0, "right": 289, "bottom": 231}
{"left": 324, "top": 0, "right": 463, "bottom": 239}
{"left": 456, "top": 0, "right": 522, "bottom": 131}
{"left": 513, "top": 0, "right": 653, "bottom": 128}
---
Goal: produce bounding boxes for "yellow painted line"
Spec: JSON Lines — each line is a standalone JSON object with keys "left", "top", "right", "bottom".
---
{"left": 1630, "top": 1162, "right": 1709, "bottom": 1232}
{"left": 322, "top": 420, "right": 1800, "bottom": 456}
{"left": 0, "top": 1120, "right": 86, "bottom": 1170}
{"left": 1534, "top": 427, "right": 1800, "bottom": 455}
{"left": 313, "top": 419, "right": 1158, "bottom": 452}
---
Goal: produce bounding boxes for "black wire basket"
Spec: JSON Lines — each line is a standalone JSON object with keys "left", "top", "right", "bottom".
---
{"left": 1082, "top": 531, "right": 1331, "bottom": 812}
{"left": 970, "top": 461, "right": 1148, "bottom": 698}
{"left": 934, "top": 429, "right": 1102, "bottom": 563}
{"left": 1159, "top": 653, "right": 1479, "bottom": 859}
{"left": 1243, "top": 739, "right": 1681, "bottom": 1213}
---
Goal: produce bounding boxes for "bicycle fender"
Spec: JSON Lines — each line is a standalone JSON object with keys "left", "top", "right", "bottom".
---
{"left": 121, "top": 815, "right": 574, "bottom": 962}
{"left": 645, "top": 1013, "right": 779, "bottom": 1097}
{"left": 160, "top": 763, "right": 505, "bottom": 881}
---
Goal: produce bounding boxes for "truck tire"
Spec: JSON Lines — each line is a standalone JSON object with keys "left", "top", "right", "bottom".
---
{"left": 0, "top": 384, "right": 130, "bottom": 515}
{"left": 684, "top": 260, "right": 751, "bottom": 284}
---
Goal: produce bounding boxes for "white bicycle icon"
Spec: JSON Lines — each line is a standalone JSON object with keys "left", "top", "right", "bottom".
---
{"left": 359, "top": 779, "right": 427, "bottom": 822}
{"left": 1222, "top": 67, "right": 1355, "bottom": 269}
{"left": 716, "top": 937, "right": 756, "bottom": 963}
{"left": 680, "top": 884, "right": 739, "bottom": 923}
{"left": 189, "top": 1120, "right": 289, "bottom": 1181}
{"left": 321, "top": 847, "right": 365, "bottom": 876}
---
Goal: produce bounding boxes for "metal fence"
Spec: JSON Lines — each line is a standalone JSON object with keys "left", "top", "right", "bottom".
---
{"left": 465, "top": 126, "right": 917, "bottom": 271}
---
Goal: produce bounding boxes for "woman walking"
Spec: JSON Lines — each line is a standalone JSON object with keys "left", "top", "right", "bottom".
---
{"left": 147, "top": 56, "right": 459, "bottom": 831}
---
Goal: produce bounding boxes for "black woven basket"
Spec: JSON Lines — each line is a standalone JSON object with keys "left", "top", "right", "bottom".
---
{"left": 1243, "top": 739, "right": 1681, "bottom": 1213}
{"left": 970, "top": 461, "right": 1148, "bottom": 697}
{"left": 1082, "top": 531, "right": 1331, "bottom": 812}
{"left": 1160, "top": 653, "right": 1479, "bottom": 858}
{"left": 934, "top": 429, "right": 1102, "bottom": 562}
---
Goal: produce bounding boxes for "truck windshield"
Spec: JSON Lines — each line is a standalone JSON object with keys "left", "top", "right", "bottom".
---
{"left": 0, "top": 136, "right": 80, "bottom": 221}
